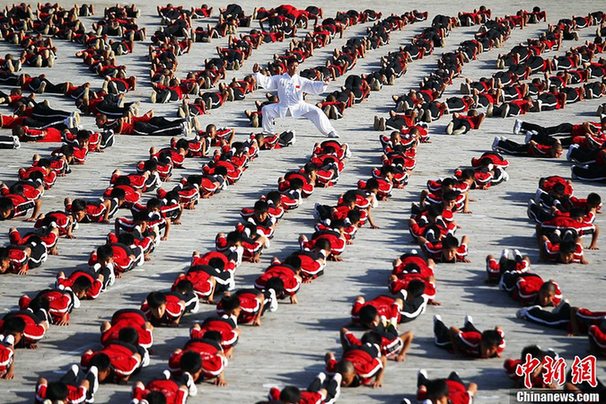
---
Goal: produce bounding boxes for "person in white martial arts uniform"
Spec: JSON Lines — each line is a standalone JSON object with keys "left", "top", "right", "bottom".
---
{"left": 253, "top": 60, "right": 339, "bottom": 138}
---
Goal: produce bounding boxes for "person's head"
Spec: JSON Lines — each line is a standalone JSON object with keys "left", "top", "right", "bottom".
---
{"left": 11, "top": 125, "right": 25, "bottom": 138}
{"left": 254, "top": 200, "right": 269, "bottom": 221}
{"left": 343, "top": 208, "right": 359, "bottom": 227}
{"left": 283, "top": 255, "right": 301, "bottom": 271}
{"left": 205, "top": 124, "right": 217, "bottom": 136}
{"left": 0, "top": 197, "right": 14, "bottom": 220}
{"left": 460, "top": 168, "right": 475, "bottom": 183}
{"left": 219, "top": 294, "right": 241, "bottom": 317}
{"left": 174, "top": 279, "right": 194, "bottom": 295}
{"left": 145, "top": 292, "right": 167, "bottom": 319}
{"left": 144, "top": 391, "right": 167, "bottom": 404}
{"left": 118, "top": 326, "right": 139, "bottom": 346}
{"left": 265, "top": 191, "right": 282, "bottom": 207}
{"left": 71, "top": 275, "right": 93, "bottom": 299}
{"left": 406, "top": 279, "right": 426, "bottom": 299}
{"left": 208, "top": 257, "right": 225, "bottom": 270}
{"left": 558, "top": 240, "right": 578, "bottom": 264}
{"left": 288, "top": 177, "right": 304, "bottom": 191}
{"left": 45, "top": 382, "right": 69, "bottom": 401}
{"left": 480, "top": 330, "right": 503, "bottom": 358}
{"left": 342, "top": 190, "right": 358, "bottom": 208}
{"left": 110, "top": 187, "right": 126, "bottom": 203}
{"left": 175, "top": 138, "right": 189, "bottom": 154}
{"left": 358, "top": 304, "right": 379, "bottom": 329}
{"left": 89, "top": 352, "right": 112, "bottom": 382}
{"left": 180, "top": 351, "right": 203, "bottom": 381}
{"left": 143, "top": 159, "right": 158, "bottom": 173}
{"left": 95, "top": 113, "right": 108, "bottom": 126}
{"left": 441, "top": 178, "right": 456, "bottom": 191}
{"left": 537, "top": 281, "right": 558, "bottom": 306}
{"left": 279, "top": 386, "right": 301, "bottom": 403}
{"left": 552, "top": 183, "right": 565, "bottom": 197}
{"left": 314, "top": 238, "right": 331, "bottom": 255}
{"left": 2, "top": 316, "right": 25, "bottom": 345}
{"left": 265, "top": 277, "right": 285, "bottom": 299}
{"left": 287, "top": 59, "right": 299, "bottom": 76}
{"left": 425, "top": 379, "right": 449, "bottom": 404}
{"left": 226, "top": 231, "right": 243, "bottom": 247}
{"left": 365, "top": 178, "right": 380, "bottom": 194}
{"left": 335, "top": 360, "right": 356, "bottom": 386}
{"left": 0, "top": 247, "right": 10, "bottom": 272}
{"left": 587, "top": 193, "right": 602, "bottom": 210}
{"left": 146, "top": 197, "right": 162, "bottom": 212}
{"left": 201, "top": 330, "right": 222, "bottom": 343}
{"left": 441, "top": 235, "right": 460, "bottom": 262}
{"left": 552, "top": 141, "right": 563, "bottom": 158}
{"left": 70, "top": 198, "right": 87, "bottom": 222}
{"left": 214, "top": 165, "right": 228, "bottom": 177}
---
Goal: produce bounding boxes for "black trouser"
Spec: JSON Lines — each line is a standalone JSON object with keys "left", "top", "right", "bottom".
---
{"left": 572, "top": 163, "right": 606, "bottom": 182}
{"left": 133, "top": 117, "right": 184, "bottom": 136}
{"left": 495, "top": 139, "right": 529, "bottom": 155}
{"left": 0, "top": 135, "right": 18, "bottom": 149}
{"left": 524, "top": 302, "right": 572, "bottom": 329}
{"left": 31, "top": 102, "right": 71, "bottom": 124}
{"left": 434, "top": 317, "right": 479, "bottom": 348}
{"left": 29, "top": 77, "right": 65, "bottom": 93}
{"left": 521, "top": 122, "right": 573, "bottom": 137}
{"left": 418, "top": 370, "right": 463, "bottom": 387}
{"left": 96, "top": 102, "right": 133, "bottom": 118}
{"left": 25, "top": 237, "right": 47, "bottom": 268}
{"left": 452, "top": 117, "right": 471, "bottom": 133}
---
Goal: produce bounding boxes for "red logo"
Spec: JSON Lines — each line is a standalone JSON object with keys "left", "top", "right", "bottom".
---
{"left": 515, "top": 354, "right": 597, "bottom": 389}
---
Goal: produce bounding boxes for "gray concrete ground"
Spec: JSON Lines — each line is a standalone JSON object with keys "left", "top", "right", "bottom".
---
{"left": 0, "top": 1, "right": 605, "bottom": 403}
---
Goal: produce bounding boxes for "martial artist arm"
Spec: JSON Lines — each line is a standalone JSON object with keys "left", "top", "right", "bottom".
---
{"left": 253, "top": 63, "right": 277, "bottom": 91}
{"left": 300, "top": 76, "right": 328, "bottom": 95}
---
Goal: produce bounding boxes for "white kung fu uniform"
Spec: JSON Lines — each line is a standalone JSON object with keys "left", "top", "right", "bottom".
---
{"left": 255, "top": 72, "right": 337, "bottom": 136}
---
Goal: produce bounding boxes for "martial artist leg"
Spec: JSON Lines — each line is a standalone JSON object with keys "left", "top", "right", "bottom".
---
{"left": 261, "top": 103, "right": 280, "bottom": 134}
{"left": 301, "top": 104, "right": 337, "bottom": 136}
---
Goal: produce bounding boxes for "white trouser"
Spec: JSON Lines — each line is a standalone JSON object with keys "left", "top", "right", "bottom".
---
{"left": 261, "top": 103, "right": 336, "bottom": 136}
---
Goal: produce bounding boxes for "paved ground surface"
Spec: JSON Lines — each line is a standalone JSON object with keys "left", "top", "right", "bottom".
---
{"left": 0, "top": 1, "right": 605, "bottom": 403}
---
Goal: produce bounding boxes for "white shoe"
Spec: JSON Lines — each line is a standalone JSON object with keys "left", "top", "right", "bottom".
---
{"left": 517, "top": 305, "right": 539, "bottom": 319}
{"left": 433, "top": 314, "right": 442, "bottom": 324}
{"left": 464, "top": 314, "right": 473, "bottom": 327}
{"left": 513, "top": 119, "right": 523, "bottom": 134}
{"left": 87, "top": 365, "right": 99, "bottom": 395}
{"left": 268, "top": 288, "right": 278, "bottom": 312}
{"left": 70, "top": 364, "right": 79, "bottom": 378}
{"left": 492, "top": 136, "right": 501, "bottom": 151}
{"left": 327, "top": 131, "right": 339, "bottom": 138}
{"left": 141, "top": 348, "right": 151, "bottom": 367}
{"left": 524, "top": 130, "right": 537, "bottom": 143}
{"left": 501, "top": 169, "right": 510, "bottom": 182}
{"left": 290, "top": 130, "right": 296, "bottom": 145}
{"left": 500, "top": 248, "right": 513, "bottom": 261}
{"left": 344, "top": 144, "right": 352, "bottom": 158}
{"left": 12, "top": 136, "right": 20, "bottom": 149}
{"left": 566, "top": 144, "right": 579, "bottom": 162}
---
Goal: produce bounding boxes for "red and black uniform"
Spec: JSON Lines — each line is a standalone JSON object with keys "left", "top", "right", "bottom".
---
{"left": 254, "top": 263, "right": 301, "bottom": 297}
{"left": 0, "top": 309, "right": 47, "bottom": 347}
{"left": 140, "top": 293, "right": 185, "bottom": 327}
{"left": 19, "top": 288, "right": 79, "bottom": 325}
{"left": 500, "top": 272, "right": 562, "bottom": 306}
{"left": 168, "top": 338, "right": 226, "bottom": 381}
{"left": 131, "top": 374, "right": 190, "bottom": 404}
{"left": 325, "top": 343, "right": 383, "bottom": 386}
{"left": 101, "top": 309, "right": 153, "bottom": 349}
{"left": 81, "top": 341, "right": 142, "bottom": 382}
{"left": 191, "top": 315, "right": 239, "bottom": 351}
{"left": 56, "top": 270, "right": 103, "bottom": 300}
